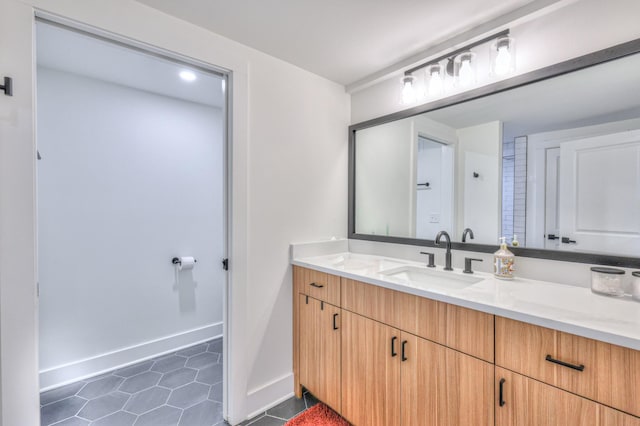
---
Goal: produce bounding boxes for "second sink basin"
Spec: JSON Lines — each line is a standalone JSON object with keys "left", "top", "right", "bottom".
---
{"left": 381, "top": 265, "right": 483, "bottom": 290}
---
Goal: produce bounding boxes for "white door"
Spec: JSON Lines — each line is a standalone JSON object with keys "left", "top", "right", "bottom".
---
{"left": 544, "top": 148, "right": 561, "bottom": 250}
{"left": 0, "top": 2, "right": 41, "bottom": 425}
{"left": 558, "top": 130, "right": 640, "bottom": 255}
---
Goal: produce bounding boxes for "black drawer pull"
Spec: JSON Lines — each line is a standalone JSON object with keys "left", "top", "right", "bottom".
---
{"left": 545, "top": 355, "right": 585, "bottom": 371}
{"left": 499, "top": 378, "right": 506, "bottom": 407}
{"left": 401, "top": 340, "right": 408, "bottom": 362}
{"left": 310, "top": 282, "right": 324, "bottom": 288}
{"left": 391, "top": 336, "right": 397, "bottom": 357}
{"left": 333, "top": 313, "right": 339, "bottom": 330}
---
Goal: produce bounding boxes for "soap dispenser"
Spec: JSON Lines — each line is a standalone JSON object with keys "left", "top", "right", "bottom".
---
{"left": 494, "top": 237, "right": 514, "bottom": 280}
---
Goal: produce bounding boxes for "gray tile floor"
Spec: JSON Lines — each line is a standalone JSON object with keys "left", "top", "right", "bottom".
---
{"left": 40, "top": 339, "right": 225, "bottom": 426}
{"left": 238, "top": 391, "right": 317, "bottom": 426}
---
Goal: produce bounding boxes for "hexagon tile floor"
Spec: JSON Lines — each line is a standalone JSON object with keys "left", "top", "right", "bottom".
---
{"left": 40, "top": 339, "right": 226, "bottom": 426}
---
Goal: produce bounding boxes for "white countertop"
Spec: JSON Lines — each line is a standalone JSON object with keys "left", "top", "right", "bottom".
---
{"left": 292, "top": 252, "right": 640, "bottom": 351}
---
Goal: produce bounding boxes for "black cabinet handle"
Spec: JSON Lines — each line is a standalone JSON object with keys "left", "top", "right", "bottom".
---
{"left": 499, "top": 378, "right": 506, "bottom": 407}
{"left": 545, "top": 354, "right": 585, "bottom": 371}
{"left": 391, "top": 336, "right": 397, "bottom": 357}
{"left": 401, "top": 340, "right": 408, "bottom": 361}
{"left": 333, "top": 313, "right": 338, "bottom": 330}
{"left": 309, "top": 282, "right": 324, "bottom": 288}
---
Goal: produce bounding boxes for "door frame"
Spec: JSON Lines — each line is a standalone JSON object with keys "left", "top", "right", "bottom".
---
{"left": 34, "top": 11, "right": 235, "bottom": 422}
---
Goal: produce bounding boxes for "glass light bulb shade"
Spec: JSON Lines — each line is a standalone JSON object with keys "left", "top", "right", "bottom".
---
{"left": 401, "top": 75, "right": 416, "bottom": 104}
{"left": 494, "top": 46, "right": 511, "bottom": 75}
{"left": 456, "top": 52, "right": 476, "bottom": 87}
{"left": 491, "top": 36, "right": 515, "bottom": 76}
{"left": 427, "top": 64, "right": 444, "bottom": 96}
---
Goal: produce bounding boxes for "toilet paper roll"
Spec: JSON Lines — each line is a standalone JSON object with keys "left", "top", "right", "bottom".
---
{"left": 177, "top": 256, "right": 196, "bottom": 271}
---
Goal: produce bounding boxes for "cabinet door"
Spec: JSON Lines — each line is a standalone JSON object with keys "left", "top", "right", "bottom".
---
{"left": 341, "top": 311, "right": 400, "bottom": 426}
{"left": 299, "top": 294, "right": 319, "bottom": 395}
{"left": 298, "top": 295, "right": 342, "bottom": 413}
{"left": 599, "top": 406, "right": 640, "bottom": 426}
{"left": 317, "top": 301, "right": 341, "bottom": 412}
{"left": 496, "top": 367, "right": 598, "bottom": 426}
{"left": 402, "top": 333, "right": 494, "bottom": 426}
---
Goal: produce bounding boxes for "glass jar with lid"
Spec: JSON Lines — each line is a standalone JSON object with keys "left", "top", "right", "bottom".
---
{"left": 590, "top": 267, "right": 625, "bottom": 297}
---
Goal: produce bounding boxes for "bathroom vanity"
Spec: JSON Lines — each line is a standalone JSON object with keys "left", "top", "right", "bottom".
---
{"left": 291, "top": 252, "right": 640, "bottom": 426}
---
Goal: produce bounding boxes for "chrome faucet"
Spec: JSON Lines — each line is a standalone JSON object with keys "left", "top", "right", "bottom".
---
{"left": 435, "top": 230, "right": 453, "bottom": 271}
{"left": 462, "top": 228, "right": 474, "bottom": 243}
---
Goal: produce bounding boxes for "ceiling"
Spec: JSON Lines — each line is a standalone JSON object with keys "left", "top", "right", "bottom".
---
{"left": 135, "top": 0, "right": 539, "bottom": 86}
{"left": 36, "top": 22, "right": 225, "bottom": 108}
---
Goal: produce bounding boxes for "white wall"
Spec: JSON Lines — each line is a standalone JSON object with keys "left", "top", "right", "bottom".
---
{"left": 355, "top": 119, "right": 412, "bottom": 236}
{"left": 350, "top": 0, "right": 640, "bottom": 123}
{"left": 0, "top": 1, "right": 349, "bottom": 425}
{"left": 456, "top": 121, "right": 502, "bottom": 243}
{"left": 37, "top": 68, "right": 224, "bottom": 388}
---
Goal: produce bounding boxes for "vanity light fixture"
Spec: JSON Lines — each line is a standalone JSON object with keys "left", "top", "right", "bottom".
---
{"left": 400, "top": 74, "right": 416, "bottom": 104}
{"left": 492, "top": 35, "right": 516, "bottom": 76}
{"left": 427, "top": 64, "right": 444, "bottom": 96}
{"left": 400, "top": 29, "right": 512, "bottom": 104}
{"left": 456, "top": 51, "right": 476, "bottom": 87}
{"left": 179, "top": 70, "right": 197, "bottom": 82}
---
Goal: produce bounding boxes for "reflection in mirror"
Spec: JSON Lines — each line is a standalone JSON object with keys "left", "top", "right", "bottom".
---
{"left": 354, "top": 51, "right": 640, "bottom": 257}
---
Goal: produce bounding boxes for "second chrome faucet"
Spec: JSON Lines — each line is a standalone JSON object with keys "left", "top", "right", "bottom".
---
{"left": 435, "top": 230, "right": 453, "bottom": 271}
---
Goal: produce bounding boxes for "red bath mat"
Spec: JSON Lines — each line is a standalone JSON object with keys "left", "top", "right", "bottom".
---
{"left": 285, "top": 403, "right": 350, "bottom": 426}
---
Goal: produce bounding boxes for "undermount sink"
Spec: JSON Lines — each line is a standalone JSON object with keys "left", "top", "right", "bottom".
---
{"left": 381, "top": 265, "right": 483, "bottom": 290}
{"left": 324, "top": 254, "right": 409, "bottom": 273}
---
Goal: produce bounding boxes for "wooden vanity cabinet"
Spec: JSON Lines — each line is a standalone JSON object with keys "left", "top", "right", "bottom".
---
{"left": 295, "top": 266, "right": 340, "bottom": 305}
{"left": 341, "top": 277, "right": 494, "bottom": 362}
{"left": 495, "top": 367, "right": 599, "bottom": 426}
{"left": 341, "top": 310, "right": 400, "bottom": 426}
{"left": 401, "top": 332, "right": 494, "bottom": 426}
{"left": 294, "top": 266, "right": 640, "bottom": 425}
{"left": 340, "top": 309, "right": 494, "bottom": 426}
{"left": 495, "top": 368, "right": 640, "bottom": 426}
{"left": 298, "top": 294, "right": 341, "bottom": 413}
{"left": 496, "top": 317, "right": 640, "bottom": 418}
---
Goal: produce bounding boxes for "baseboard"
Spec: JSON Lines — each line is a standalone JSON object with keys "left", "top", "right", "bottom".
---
{"left": 40, "top": 322, "right": 222, "bottom": 391}
{"left": 245, "top": 373, "right": 294, "bottom": 420}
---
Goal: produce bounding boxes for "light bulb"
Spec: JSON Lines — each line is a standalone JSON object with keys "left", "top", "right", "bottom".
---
{"left": 494, "top": 45, "right": 511, "bottom": 76}
{"left": 428, "top": 65, "right": 443, "bottom": 96}
{"left": 458, "top": 58, "right": 474, "bottom": 87}
{"left": 401, "top": 75, "right": 416, "bottom": 104}
{"left": 493, "top": 36, "right": 515, "bottom": 76}
{"left": 179, "top": 70, "right": 197, "bottom": 82}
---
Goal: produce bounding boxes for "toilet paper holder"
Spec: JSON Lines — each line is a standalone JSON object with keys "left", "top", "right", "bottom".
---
{"left": 172, "top": 257, "right": 197, "bottom": 266}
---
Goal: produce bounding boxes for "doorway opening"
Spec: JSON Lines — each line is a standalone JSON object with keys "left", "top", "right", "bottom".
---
{"left": 414, "top": 135, "right": 454, "bottom": 240}
{"left": 36, "top": 19, "right": 229, "bottom": 426}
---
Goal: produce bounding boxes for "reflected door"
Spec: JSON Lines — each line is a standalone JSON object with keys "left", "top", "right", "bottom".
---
{"left": 558, "top": 130, "right": 640, "bottom": 255}
{"left": 415, "top": 137, "right": 453, "bottom": 239}
{"left": 544, "top": 148, "right": 561, "bottom": 250}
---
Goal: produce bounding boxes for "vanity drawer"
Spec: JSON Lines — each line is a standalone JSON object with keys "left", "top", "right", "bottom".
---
{"left": 496, "top": 317, "right": 640, "bottom": 417}
{"left": 341, "top": 278, "right": 494, "bottom": 362}
{"left": 293, "top": 266, "right": 340, "bottom": 306}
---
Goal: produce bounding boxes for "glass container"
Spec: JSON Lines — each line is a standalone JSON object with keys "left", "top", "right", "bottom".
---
{"left": 632, "top": 271, "right": 640, "bottom": 301}
{"left": 590, "top": 267, "right": 625, "bottom": 297}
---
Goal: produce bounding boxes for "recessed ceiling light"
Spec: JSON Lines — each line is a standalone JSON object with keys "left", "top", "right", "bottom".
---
{"left": 179, "top": 70, "right": 197, "bottom": 82}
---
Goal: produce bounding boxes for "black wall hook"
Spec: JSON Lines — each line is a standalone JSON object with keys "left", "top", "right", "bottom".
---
{"left": 1, "top": 77, "right": 13, "bottom": 96}
{"left": 473, "top": 172, "right": 480, "bottom": 178}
